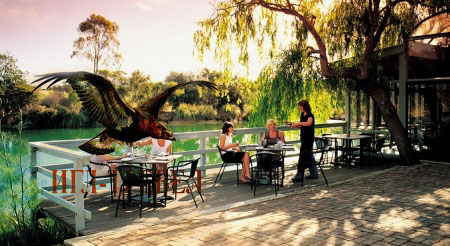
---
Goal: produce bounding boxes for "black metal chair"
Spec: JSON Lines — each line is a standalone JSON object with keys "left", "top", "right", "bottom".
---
{"left": 251, "top": 151, "right": 282, "bottom": 196}
{"left": 365, "top": 137, "right": 386, "bottom": 169}
{"left": 353, "top": 134, "right": 385, "bottom": 169}
{"left": 215, "top": 145, "right": 243, "bottom": 185}
{"left": 85, "top": 160, "right": 117, "bottom": 203}
{"left": 322, "top": 133, "right": 338, "bottom": 165}
{"left": 168, "top": 158, "right": 204, "bottom": 208}
{"left": 301, "top": 138, "right": 329, "bottom": 187}
{"left": 115, "top": 165, "right": 153, "bottom": 218}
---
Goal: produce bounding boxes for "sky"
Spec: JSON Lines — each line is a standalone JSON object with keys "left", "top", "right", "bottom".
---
{"left": 0, "top": 0, "right": 264, "bottom": 82}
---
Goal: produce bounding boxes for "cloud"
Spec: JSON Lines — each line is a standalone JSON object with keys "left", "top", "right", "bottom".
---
{"left": 135, "top": 0, "right": 173, "bottom": 13}
{"left": 0, "top": 0, "right": 58, "bottom": 27}
{"left": 136, "top": 1, "right": 153, "bottom": 12}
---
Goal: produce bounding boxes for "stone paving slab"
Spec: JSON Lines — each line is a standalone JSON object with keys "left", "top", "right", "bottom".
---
{"left": 65, "top": 162, "right": 450, "bottom": 246}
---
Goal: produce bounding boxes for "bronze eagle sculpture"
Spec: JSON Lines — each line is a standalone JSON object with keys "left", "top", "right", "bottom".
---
{"left": 32, "top": 71, "right": 217, "bottom": 155}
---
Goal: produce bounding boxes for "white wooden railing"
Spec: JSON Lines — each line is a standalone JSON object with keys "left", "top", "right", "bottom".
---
{"left": 30, "top": 121, "right": 346, "bottom": 235}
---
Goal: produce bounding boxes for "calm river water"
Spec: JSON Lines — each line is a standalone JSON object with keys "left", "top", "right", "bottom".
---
{"left": 7, "top": 121, "right": 249, "bottom": 167}
{"left": 1, "top": 121, "right": 249, "bottom": 192}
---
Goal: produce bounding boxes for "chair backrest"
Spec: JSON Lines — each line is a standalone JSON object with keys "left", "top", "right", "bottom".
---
{"left": 314, "top": 137, "right": 326, "bottom": 150}
{"left": 217, "top": 145, "right": 225, "bottom": 159}
{"left": 184, "top": 158, "right": 200, "bottom": 178}
{"left": 117, "top": 165, "right": 144, "bottom": 185}
{"left": 322, "top": 134, "right": 332, "bottom": 147}
{"left": 217, "top": 145, "right": 234, "bottom": 163}
{"left": 88, "top": 160, "right": 113, "bottom": 177}
{"left": 375, "top": 138, "right": 386, "bottom": 152}
{"left": 359, "top": 138, "right": 373, "bottom": 149}
{"left": 361, "top": 132, "right": 374, "bottom": 136}
{"left": 360, "top": 132, "right": 375, "bottom": 147}
{"left": 252, "top": 152, "right": 279, "bottom": 171}
{"left": 87, "top": 162, "right": 94, "bottom": 176}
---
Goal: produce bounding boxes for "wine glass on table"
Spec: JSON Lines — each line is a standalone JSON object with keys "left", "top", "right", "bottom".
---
{"left": 284, "top": 120, "right": 293, "bottom": 127}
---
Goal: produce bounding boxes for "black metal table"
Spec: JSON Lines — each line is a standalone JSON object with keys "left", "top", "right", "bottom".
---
{"left": 322, "top": 134, "right": 372, "bottom": 166}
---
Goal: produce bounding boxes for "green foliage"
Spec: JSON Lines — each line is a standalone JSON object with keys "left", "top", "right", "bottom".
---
{"left": 175, "top": 103, "right": 217, "bottom": 121}
{"left": 23, "top": 68, "right": 255, "bottom": 129}
{"left": 249, "top": 46, "right": 343, "bottom": 128}
{"left": 195, "top": 0, "right": 449, "bottom": 74}
{"left": 71, "top": 13, "right": 122, "bottom": 74}
{"left": 219, "top": 104, "right": 242, "bottom": 121}
{"left": 165, "top": 71, "right": 200, "bottom": 108}
{"left": 0, "top": 111, "right": 38, "bottom": 244}
{"left": 0, "top": 111, "right": 74, "bottom": 245}
{"left": 20, "top": 106, "right": 97, "bottom": 129}
{"left": 125, "top": 70, "right": 153, "bottom": 107}
{"left": 0, "top": 53, "right": 34, "bottom": 124}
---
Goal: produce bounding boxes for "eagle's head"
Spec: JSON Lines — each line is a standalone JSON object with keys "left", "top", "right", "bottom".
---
{"left": 156, "top": 122, "right": 176, "bottom": 142}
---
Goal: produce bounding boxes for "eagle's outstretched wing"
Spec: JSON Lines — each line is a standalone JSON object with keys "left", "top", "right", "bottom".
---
{"left": 32, "top": 71, "right": 135, "bottom": 129}
{"left": 137, "top": 80, "right": 217, "bottom": 117}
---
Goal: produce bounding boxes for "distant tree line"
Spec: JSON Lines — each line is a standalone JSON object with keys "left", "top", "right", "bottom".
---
{"left": 0, "top": 52, "right": 256, "bottom": 129}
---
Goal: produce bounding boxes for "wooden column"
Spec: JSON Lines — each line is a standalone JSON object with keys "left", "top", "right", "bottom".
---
{"left": 398, "top": 50, "right": 408, "bottom": 127}
{"left": 345, "top": 87, "right": 351, "bottom": 133}
{"left": 31, "top": 147, "right": 37, "bottom": 179}
{"left": 74, "top": 158, "right": 85, "bottom": 235}
{"left": 199, "top": 137, "right": 206, "bottom": 176}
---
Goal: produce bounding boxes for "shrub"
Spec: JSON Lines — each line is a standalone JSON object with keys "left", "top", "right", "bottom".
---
{"left": 175, "top": 104, "right": 217, "bottom": 121}
{"left": 218, "top": 104, "right": 241, "bottom": 121}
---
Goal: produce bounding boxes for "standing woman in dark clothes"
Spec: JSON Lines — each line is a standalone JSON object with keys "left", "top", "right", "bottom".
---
{"left": 288, "top": 99, "right": 318, "bottom": 181}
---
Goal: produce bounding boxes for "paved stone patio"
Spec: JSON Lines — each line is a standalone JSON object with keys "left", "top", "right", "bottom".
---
{"left": 65, "top": 162, "right": 450, "bottom": 246}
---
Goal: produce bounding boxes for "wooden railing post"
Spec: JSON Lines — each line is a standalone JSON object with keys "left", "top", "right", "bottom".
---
{"left": 31, "top": 147, "right": 37, "bottom": 180}
{"left": 73, "top": 157, "right": 85, "bottom": 235}
{"left": 199, "top": 137, "right": 206, "bottom": 176}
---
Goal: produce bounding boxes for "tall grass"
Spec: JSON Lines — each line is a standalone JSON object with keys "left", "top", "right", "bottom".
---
{"left": 0, "top": 110, "right": 74, "bottom": 245}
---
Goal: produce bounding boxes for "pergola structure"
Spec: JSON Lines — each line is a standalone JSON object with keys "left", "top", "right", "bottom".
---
{"left": 345, "top": 12, "right": 450, "bottom": 160}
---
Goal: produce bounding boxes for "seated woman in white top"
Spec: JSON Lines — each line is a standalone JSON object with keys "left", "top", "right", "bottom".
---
{"left": 219, "top": 121, "right": 251, "bottom": 183}
{"left": 135, "top": 137, "right": 173, "bottom": 155}
{"left": 89, "top": 146, "right": 127, "bottom": 197}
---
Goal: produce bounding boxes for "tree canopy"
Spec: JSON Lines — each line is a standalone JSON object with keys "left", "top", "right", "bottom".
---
{"left": 71, "top": 13, "right": 122, "bottom": 74}
{"left": 0, "top": 52, "right": 34, "bottom": 123}
{"left": 194, "top": 0, "right": 450, "bottom": 164}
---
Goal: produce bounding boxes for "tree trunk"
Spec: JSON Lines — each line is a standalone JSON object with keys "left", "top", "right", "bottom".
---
{"left": 361, "top": 81, "right": 420, "bottom": 165}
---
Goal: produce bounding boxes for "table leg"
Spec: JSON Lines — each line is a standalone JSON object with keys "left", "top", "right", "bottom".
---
{"left": 127, "top": 186, "right": 132, "bottom": 203}
{"left": 152, "top": 165, "right": 157, "bottom": 209}
{"left": 281, "top": 152, "right": 285, "bottom": 187}
{"left": 163, "top": 167, "right": 168, "bottom": 207}
{"left": 345, "top": 139, "right": 350, "bottom": 165}
{"left": 359, "top": 139, "right": 365, "bottom": 169}
{"left": 334, "top": 139, "right": 339, "bottom": 165}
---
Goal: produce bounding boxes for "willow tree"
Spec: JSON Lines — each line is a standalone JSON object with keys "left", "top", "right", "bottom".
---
{"left": 248, "top": 44, "right": 344, "bottom": 131}
{"left": 194, "top": 0, "right": 449, "bottom": 165}
{"left": 71, "top": 14, "right": 122, "bottom": 74}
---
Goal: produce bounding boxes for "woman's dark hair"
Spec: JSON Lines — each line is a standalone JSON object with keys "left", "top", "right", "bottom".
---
{"left": 222, "top": 121, "right": 234, "bottom": 134}
{"left": 297, "top": 99, "right": 312, "bottom": 113}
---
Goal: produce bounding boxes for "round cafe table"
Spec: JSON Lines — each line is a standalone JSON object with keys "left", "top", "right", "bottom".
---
{"left": 322, "top": 134, "right": 372, "bottom": 167}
